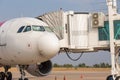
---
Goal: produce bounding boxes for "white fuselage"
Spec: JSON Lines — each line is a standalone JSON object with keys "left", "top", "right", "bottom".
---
{"left": 0, "top": 17, "right": 60, "bottom": 65}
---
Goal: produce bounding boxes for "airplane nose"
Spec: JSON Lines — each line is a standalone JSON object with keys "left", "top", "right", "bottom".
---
{"left": 38, "top": 32, "right": 60, "bottom": 59}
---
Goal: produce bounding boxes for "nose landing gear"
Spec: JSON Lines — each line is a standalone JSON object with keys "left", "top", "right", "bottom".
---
{"left": 0, "top": 65, "right": 29, "bottom": 80}
{"left": 0, "top": 66, "right": 12, "bottom": 80}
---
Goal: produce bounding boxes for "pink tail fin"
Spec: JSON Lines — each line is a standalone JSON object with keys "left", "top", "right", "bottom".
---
{"left": 0, "top": 21, "right": 5, "bottom": 27}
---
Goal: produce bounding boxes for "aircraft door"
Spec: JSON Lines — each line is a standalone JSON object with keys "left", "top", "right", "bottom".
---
{"left": 0, "top": 29, "right": 7, "bottom": 47}
{"left": 0, "top": 27, "right": 7, "bottom": 58}
{"left": 0, "top": 27, "right": 7, "bottom": 63}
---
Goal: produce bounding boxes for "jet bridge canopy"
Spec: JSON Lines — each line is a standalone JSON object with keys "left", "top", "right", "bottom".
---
{"left": 37, "top": 10, "right": 64, "bottom": 40}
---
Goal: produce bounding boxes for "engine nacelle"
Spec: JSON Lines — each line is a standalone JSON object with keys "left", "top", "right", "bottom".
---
{"left": 26, "top": 60, "right": 52, "bottom": 76}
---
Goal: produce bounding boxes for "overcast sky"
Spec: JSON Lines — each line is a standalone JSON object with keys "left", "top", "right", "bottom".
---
{"left": 0, "top": 0, "right": 120, "bottom": 65}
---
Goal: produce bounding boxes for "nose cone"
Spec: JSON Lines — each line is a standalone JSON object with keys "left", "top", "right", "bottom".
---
{"left": 38, "top": 32, "right": 60, "bottom": 59}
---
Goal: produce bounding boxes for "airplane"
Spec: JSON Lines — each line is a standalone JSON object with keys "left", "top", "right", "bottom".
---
{"left": 0, "top": 17, "right": 60, "bottom": 80}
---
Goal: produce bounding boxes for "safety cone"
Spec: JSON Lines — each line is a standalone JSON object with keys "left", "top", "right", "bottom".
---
{"left": 80, "top": 74, "right": 84, "bottom": 80}
{"left": 55, "top": 76, "right": 57, "bottom": 80}
{"left": 64, "top": 75, "right": 66, "bottom": 80}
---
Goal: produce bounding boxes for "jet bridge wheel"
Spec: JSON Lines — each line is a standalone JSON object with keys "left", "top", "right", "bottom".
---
{"left": 115, "top": 76, "right": 120, "bottom": 80}
{"left": 106, "top": 75, "right": 113, "bottom": 80}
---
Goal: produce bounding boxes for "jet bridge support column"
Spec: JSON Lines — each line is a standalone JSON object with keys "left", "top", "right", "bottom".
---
{"left": 106, "top": 0, "right": 120, "bottom": 80}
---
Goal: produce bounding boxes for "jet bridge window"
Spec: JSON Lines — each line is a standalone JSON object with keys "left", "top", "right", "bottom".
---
{"left": 32, "top": 25, "right": 45, "bottom": 31}
{"left": 98, "top": 21, "right": 110, "bottom": 41}
{"left": 23, "top": 26, "right": 31, "bottom": 32}
{"left": 98, "top": 20, "right": 120, "bottom": 41}
{"left": 114, "top": 20, "right": 120, "bottom": 40}
{"left": 17, "top": 26, "right": 25, "bottom": 33}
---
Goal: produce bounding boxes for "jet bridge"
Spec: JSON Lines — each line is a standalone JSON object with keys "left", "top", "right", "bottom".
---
{"left": 37, "top": 10, "right": 120, "bottom": 80}
{"left": 37, "top": 10, "right": 120, "bottom": 53}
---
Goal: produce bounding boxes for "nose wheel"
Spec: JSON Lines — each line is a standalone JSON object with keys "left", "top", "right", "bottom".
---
{"left": 0, "top": 72, "right": 5, "bottom": 80}
{"left": 0, "top": 66, "right": 12, "bottom": 80}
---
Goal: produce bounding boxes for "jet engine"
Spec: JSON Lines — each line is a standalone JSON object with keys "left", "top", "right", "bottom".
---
{"left": 26, "top": 60, "right": 52, "bottom": 76}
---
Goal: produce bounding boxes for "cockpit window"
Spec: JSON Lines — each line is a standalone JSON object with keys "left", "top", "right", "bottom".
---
{"left": 17, "top": 26, "right": 25, "bottom": 33}
{"left": 17, "top": 25, "right": 46, "bottom": 33}
{"left": 23, "top": 26, "right": 31, "bottom": 32}
{"left": 32, "top": 25, "right": 45, "bottom": 32}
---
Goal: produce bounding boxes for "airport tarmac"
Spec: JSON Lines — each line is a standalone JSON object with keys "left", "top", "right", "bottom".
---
{"left": 11, "top": 69, "right": 110, "bottom": 80}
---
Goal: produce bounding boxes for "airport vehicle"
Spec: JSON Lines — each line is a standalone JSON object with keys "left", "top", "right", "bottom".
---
{"left": 0, "top": 17, "right": 60, "bottom": 80}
